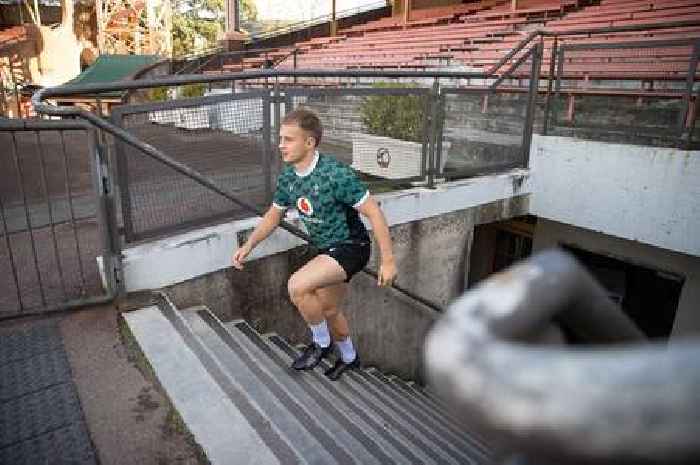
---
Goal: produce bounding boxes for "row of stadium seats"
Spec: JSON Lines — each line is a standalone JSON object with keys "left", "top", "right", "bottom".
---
{"left": 207, "top": 0, "right": 700, "bottom": 88}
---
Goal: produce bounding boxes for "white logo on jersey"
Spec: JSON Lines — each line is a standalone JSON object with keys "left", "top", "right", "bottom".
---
{"left": 297, "top": 197, "right": 313, "bottom": 216}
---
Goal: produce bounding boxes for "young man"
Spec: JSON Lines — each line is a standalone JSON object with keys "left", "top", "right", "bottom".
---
{"left": 232, "top": 109, "right": 397, "bottom": 381}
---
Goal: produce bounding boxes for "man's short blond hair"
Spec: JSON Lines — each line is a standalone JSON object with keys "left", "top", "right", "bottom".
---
{"left": 282, "top": 109, "right": 323, "bottom": 147}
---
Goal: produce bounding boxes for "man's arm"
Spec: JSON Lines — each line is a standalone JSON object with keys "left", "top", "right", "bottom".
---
{"left": 232, "top": 205, "right": 284, "bottom": 269}
{"left": 356, "top": 196, "right": 397, "bottom": 287}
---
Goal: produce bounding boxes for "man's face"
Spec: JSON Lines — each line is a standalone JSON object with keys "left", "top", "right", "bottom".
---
{"left": 279, "top": 123, "right": 315, "bottom": 165}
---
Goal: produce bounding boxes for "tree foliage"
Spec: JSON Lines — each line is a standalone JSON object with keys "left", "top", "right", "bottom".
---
{"left": 171, "top": 0, "right": 257, "bottom": 56}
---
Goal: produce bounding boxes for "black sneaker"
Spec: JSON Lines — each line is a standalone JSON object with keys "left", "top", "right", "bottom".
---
{"left": 324, "top": 356, "right": 360, "bottom": 381}
{"left": 291, "top": 343, "right": 332, "bottom": 370}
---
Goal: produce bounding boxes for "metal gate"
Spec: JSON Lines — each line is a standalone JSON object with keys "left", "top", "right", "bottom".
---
{"left": 0, "top": 120, "right": 119, "bottom": 319}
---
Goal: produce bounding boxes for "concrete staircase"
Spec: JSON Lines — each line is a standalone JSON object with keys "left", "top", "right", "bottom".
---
{"left": 124, "top": 296, "right": 495, "bottom": 465}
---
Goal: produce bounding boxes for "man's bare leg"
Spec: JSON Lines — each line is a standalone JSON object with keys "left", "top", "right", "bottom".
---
{"left": 287, "top": 255, "right": 346, "bottom": 370}
{"left": 287, "top": 255, "right": 346, "bottom": 324}
{"left": 316, "top": 283, "right": 349, "bottom": 341}
{"left": 317, "top": 282, "right": 359, "bottom": 379}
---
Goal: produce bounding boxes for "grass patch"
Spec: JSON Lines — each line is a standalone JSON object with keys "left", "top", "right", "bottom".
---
{"left": 118, "top": 315, "right": 157, "bottom": 381}
{"left": 117, "top": 313, "right": 211, "bottom": 465}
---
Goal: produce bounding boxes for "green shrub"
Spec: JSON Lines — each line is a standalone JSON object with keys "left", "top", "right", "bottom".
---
{"left": 147, "top": 87, "right": 169, "bottom": 102}
{"left": 180, "top": 83, "right": 206, "bottom": 99}
{"left": 359, "top": 82, "right": 424, "bottom": 143}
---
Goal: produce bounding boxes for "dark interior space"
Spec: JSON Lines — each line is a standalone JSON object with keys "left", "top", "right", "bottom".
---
{"left": 563, "top": 245, "right": 685, "bottom": 340}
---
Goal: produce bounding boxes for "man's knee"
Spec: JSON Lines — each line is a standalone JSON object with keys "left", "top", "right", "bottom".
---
{"left": 288, "top": 274, "right": 311, "bottom": 302}
{"left": 322, "top": 305, "right": 339, "bottom": 319}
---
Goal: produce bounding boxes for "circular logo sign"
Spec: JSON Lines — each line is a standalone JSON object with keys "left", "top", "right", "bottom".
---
{"left": 376, "top": 147, "right": 391, "bottom": 168}
{"left": 297, "top": 197, "right": 314, "bottom": 216}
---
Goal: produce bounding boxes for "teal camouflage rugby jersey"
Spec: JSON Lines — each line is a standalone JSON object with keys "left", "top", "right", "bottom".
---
{"left": 272, "top": 153, "right": 370, "bottom": 249}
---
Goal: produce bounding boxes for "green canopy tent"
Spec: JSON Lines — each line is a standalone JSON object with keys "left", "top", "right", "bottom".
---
{"left": 54, "top": 54, "right": 161, "bottom": 114}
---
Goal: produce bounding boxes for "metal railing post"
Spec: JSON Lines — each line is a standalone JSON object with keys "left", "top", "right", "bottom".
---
{"left": 0, "top": 79, "right": 7, "bottom": 115}
{"left": 262, "top": 91, "right": 273, "bottom": 203}
{"left": 92, "top": 130, "right": 123, "bottom": 297}
{"left": 680, "top": 39, "right": 700, "bottom": 149}
{"left": 108, "top": 110, "right": 135, "bottom": 242}
{"left": 434, "top": 88, "right": 446, "bottom": 181}
{"left": 425, "top": 79, "right": 440, "bottom": 188}
{"left": 542, "top": 36, "right": 557, "bottom": 136}
{"left": 555, "top": 44, "right": 565, "bottom": 94}
{"left": 8, "top": 59, "right": 21, "bottom": 118}
{"left": 521, "top": 41, "right": 543, "bottom": 168}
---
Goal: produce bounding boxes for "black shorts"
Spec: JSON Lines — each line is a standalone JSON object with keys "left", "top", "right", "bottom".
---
{"left": 318, "top": 241, "right": 371, "bottom": 282}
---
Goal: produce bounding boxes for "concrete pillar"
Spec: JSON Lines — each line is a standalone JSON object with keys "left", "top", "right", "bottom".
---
{"left": 221, "top": 0, "right": 246, "bottom": 51}
{"left": 331, "top": 0, "right": 337, "bottom": 36}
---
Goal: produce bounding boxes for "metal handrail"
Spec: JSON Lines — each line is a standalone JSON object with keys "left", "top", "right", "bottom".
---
{"left": 425, "top": 249, "right": 700, "bottom": 464}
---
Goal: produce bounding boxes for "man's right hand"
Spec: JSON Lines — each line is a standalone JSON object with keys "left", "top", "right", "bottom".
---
{"left": 232, "top": 244, "right": 251, "bottom": 270}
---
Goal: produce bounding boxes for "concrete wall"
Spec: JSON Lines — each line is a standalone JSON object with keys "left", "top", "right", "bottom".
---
{"left": 528, "top": 135, "right": 700, "bottom": 257}
{"left": 532, "top": 219, "right": 700, "bottom": 339}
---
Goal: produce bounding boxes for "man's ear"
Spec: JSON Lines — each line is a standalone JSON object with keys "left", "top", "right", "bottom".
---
{"left": 305, "top": 136, "right": 316, "bottom": 149}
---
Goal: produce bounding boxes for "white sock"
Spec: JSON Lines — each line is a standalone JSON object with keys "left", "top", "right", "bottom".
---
{"left": 337, "top": 337, "right": 356, "bottom": 363}
{"left": 310, "top": 320, "right": 331, "bottom": 348}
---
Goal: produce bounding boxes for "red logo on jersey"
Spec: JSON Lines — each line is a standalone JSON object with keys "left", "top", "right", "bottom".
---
{"left": 297, "top": 197, "right": 313, "bottom": 216}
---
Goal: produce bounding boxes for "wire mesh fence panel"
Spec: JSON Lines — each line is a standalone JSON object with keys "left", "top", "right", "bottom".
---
{"left": 549, "top": 39, "right": 698, "bottom": 148}
{"left": 440, "top": 89, "right": 530, "bottom": 180}
{"left": 285, "top": 87, "right": 431, "bottom": 189}
{"left": 111, "top": 91, "right": 274, "bottom": 242}
{"left": 0, "top": 126, "right": 106, "bottom": 318}
{"left": 438, "top": 43, "right": 541, "bottom": 180}
{"left": 546, "top": 93, "right": 689, "bottom": 147}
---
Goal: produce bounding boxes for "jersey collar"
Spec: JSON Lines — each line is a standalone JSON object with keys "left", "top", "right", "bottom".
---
{"left": 294, "top": 151, "right": 320, "bottom": 177}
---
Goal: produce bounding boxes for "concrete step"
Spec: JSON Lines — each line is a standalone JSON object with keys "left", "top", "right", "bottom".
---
{"left": 266, "top": 333, "right": 491, "bottom": 465}
{"left": 260, "top": 333, "right": 452, "bottom": 465}
{"left": 218, "top": 318, "right": 406, "bottom": 465}
{"left": 391, "top": 375, "right": 485, "bottom": 438}
{"left": 246, "top": 322, "right": 472, "bottom": 463}
{"left": 234, "top": 321, "right": 444, "bottom": 464}
{"left": 266, "top": 334, "right": 468, "bottom": 465}
{"left": 349, "top": 363, "right": 480, "bottom": 464}
{"left": 122, "top": 301, "right": 286, "bottom": 465}
{"left": 400, "top": 379, "right": 490, "bottom": 443}
{"left": 366, "top": 368, "right": 493, "bottom": 460}
{"left": 180, "top": 309, "right": 342, "bottom": 465}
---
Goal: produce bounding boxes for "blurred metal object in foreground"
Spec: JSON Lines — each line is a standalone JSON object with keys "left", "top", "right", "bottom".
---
{"left": 425, "top": 248, "right": 700, "bottom": 465}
